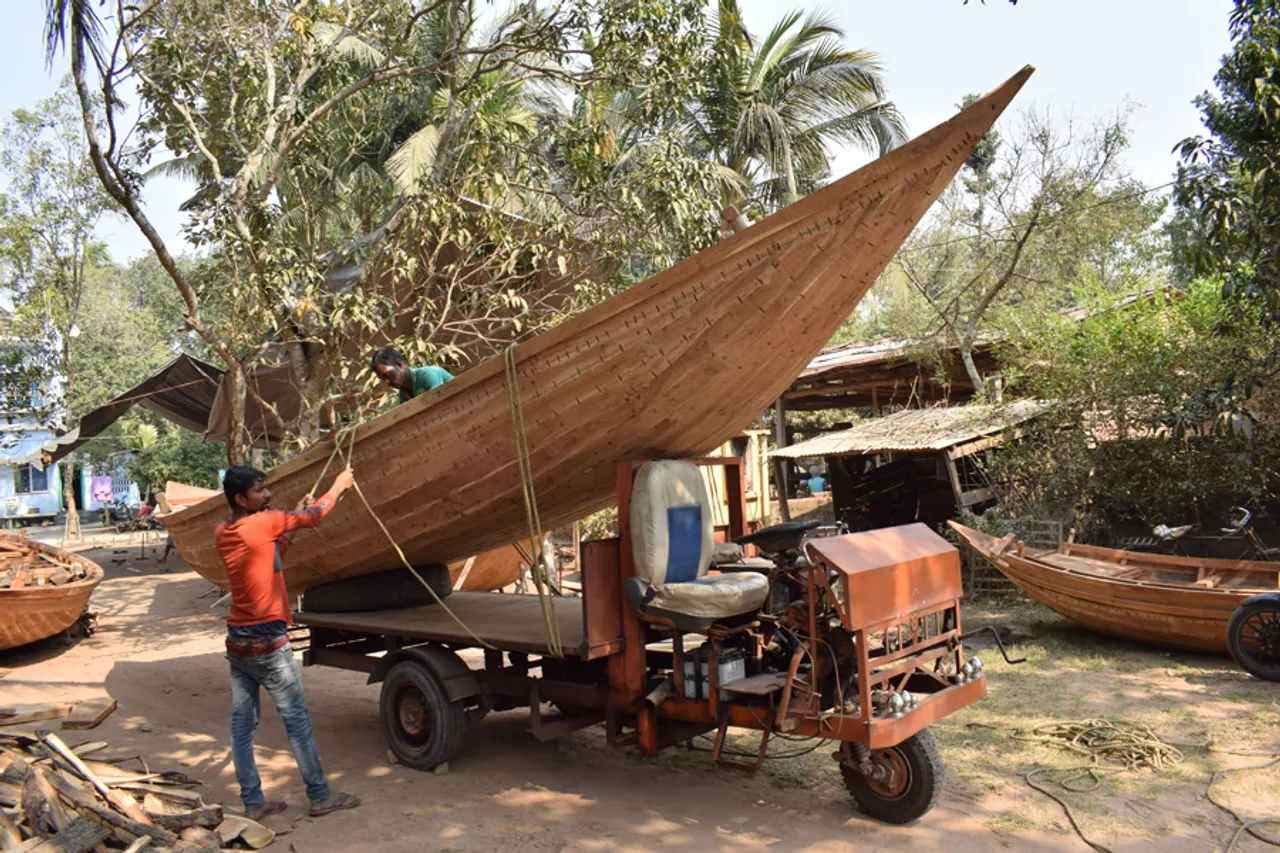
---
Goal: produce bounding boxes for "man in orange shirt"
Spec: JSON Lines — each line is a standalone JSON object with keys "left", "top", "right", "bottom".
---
{"left": 218, "top": 464, "right": 361, "bottom": 821}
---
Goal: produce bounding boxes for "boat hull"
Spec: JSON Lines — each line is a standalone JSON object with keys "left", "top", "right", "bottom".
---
{"left": 163, "top": 67, "right": 1036, "bottom": 595}
{"left": 0, "top": 538, "right": 104, "bottom": 652}
{"left": 949, "top": 523, "right": 1278, "bottom": 654}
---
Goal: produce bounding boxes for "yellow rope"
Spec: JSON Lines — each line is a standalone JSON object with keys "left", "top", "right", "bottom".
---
{"left": 1011, "top": 718, "right": 1184, "bottom": 772}
{"left": 503, "top": 345, "right": 563, "bottom": 658}
{"left": 1009, "top": 720, "right": 1280, "bottom": 853}
{"left": 308, "top": 422, "right": 496, "bottom": 650}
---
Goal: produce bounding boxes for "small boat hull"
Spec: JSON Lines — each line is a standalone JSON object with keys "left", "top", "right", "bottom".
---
{"left": 0, "top": 536, "right": 104, "bottom": 652}
{"left": 949, "top": 522, "right": 1279, "bottom": 654}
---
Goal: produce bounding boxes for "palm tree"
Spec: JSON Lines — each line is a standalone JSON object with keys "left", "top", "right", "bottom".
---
{"left": 683, "top": 0, "right": 907, "bottom": 213}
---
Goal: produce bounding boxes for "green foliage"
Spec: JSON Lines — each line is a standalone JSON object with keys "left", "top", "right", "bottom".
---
{"left": 124, "top": 414, "right": 227, "bottom": 494}
{"left": 0, "top": 83, "right": 112, "bottom": 423}
{"left": 1175, "top": 0, "right": 1280, "bottom": 317}
{"left": 579, "top": 506, "right": 618, "bottom": 541}
{"left": 992, "top": 280, "right": 1279, "bottom": 536}
{"left": 68, "top": 255, "right": 190, "bottom": 414}
{"left": 681, "top": 0, "right": 906, "bottom": 213}
{"left": 843, "top": 106, "right": 1166, "bottom": 391}
{"left": 51, "top": 0, "right": 732, "bottom": 457}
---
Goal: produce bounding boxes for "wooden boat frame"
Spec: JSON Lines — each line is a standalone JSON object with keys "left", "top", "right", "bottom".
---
{"left": 159, "top": 66, "right": 1037, "bottom": 595}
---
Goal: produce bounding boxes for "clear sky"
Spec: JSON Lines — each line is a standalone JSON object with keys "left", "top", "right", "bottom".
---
{"left": 2, "top": 0, "right": 1234, "bottom": 262}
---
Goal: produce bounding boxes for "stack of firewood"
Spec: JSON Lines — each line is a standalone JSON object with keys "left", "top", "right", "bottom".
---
{"left": 0, "top": 549, "right": 89, "bottom": 590}
{"left": 0, "top": 733, "right": 275, "bottom": 852}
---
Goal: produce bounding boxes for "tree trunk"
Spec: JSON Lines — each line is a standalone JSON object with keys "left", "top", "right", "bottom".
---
{"left": 959, "top": 342, "right": 985, "bottom": 396}
{"left": 63, "top": 455, "right": 81, "bottom": 541}
{"left": 284, "top": 338, "right": 322, "bottom": 449}
{"left": 224, "top": 363, "right": 248, "bottom": 465}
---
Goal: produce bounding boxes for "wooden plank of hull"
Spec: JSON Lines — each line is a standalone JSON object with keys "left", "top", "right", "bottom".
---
{"left": 163, "top": 66, "right": 1036, "bottom": 594}
{"left": 948, "top": 522, "right": 1277, "bottom": 654}
{"left": 447, "top": 541, "right": 527, "bottom": 591}
{"left": 0, "top": 536, "right": 103, "bottom": 652}
{"left": 1055, "top": 542, "right": 1280, "bottom": 585}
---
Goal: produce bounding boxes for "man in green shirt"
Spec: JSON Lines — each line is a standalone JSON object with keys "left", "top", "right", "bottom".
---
{"left": 370, "top": 346, "right": 454, "bottom": 404}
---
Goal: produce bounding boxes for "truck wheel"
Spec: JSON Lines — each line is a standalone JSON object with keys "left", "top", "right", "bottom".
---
{"left": 379, "top": 660, "right": 466, "bottom": 770}
{"left": 841, "top": 729, "right": 944, "bottom": 825}
{"left": 1228, "top": 600, "right": 1280, "bottom": 682}
{"left": 302, "top": 565, "right": 451, "bottom": 613}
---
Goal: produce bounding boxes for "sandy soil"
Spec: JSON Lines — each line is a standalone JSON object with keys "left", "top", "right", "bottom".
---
{"left": 2, "top": 543, "right": 1277, "bottom": 853}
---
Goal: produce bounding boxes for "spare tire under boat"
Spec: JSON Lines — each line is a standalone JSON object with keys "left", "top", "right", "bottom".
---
{"left": 301, "top": 565, "right": 452, "bottom": 613}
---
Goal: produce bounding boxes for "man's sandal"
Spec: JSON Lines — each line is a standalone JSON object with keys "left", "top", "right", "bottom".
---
{"left": 245, "top": 801, "right": 287, "bottom": 820}
{"left": 309, "top": 792, "right": 360, "bottom": 817}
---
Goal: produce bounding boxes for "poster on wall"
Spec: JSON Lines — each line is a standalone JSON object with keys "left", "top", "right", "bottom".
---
{"left": 89, "top": 475, "right": 114, "bottom": 504}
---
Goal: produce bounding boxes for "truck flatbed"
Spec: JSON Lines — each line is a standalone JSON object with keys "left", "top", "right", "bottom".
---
{"left": 296, "top": 591, "right": 588, "bottom": 657}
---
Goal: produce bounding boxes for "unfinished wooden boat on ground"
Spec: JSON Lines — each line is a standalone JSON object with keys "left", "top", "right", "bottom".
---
{"left": 949, "top": 521, "right": 1280, "bottom": 654}
{"left": 159, "top": 66, "right": 1035, "bottom": 594}
{"left": 0, "top": 534, "right": 104, "bottom": 652}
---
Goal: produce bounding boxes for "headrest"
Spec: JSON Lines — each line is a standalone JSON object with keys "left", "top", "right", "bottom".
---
{"left": 629, "top": 460, "right": 714, "bottom": 586}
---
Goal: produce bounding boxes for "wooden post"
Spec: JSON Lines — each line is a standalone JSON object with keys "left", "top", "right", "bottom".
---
{"left": 724, "top": 459, "right": 747, "bottom": 541}
{"left": 774, "top": 398, "right": 791, "bottom": 523}
{"left": 943, "top": 449, "right": 965, "bottom": 510}
{"left": 612, "top": 462, "right": 655, "bottom": 756}
{"left": 772, "top": 458, "right": 792, "bottom": 523}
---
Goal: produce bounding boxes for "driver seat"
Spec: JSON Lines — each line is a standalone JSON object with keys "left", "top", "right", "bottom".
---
{"left": 624, "top": 460, "right": 770, "bottom": 633}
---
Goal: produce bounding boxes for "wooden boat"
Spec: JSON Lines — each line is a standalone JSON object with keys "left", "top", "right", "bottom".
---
{"left": 949, "top": 522, "right": 1280, "bottom": 654}
{"left": 159, "top": 66, "right": 1035, "bottom": 595}
{"left": 0, "top": 534, "right": 104, "bottom": 652}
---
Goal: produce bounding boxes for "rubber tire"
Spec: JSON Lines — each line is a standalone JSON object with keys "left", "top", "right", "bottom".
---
{"left": 1227, "top": 600, "right": 1280, "bottom": 682}
{"left": 841, "top": 729, "right": 945, "bottom": 825}
{"left": 301, "top": 565, "right": 451, "bottom": 613}
{"left": 379, "top": 660, "right": 466, "bottom": 771}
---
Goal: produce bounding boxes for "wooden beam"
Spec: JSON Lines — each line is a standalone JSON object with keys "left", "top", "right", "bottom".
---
{"left": 944, "top": 453, "right": 965, "bottom": 510}
{"left": 771, "top": 457, "right": 791, "bottom": 523}
{"left": 773, "top": 398, "right": 792, "bottom": 523}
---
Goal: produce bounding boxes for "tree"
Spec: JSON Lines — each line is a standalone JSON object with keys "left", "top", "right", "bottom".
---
{"left": 68, "top": 255, "right": 191, "bottom": 414}
{"left": 881, "top": 106, "right": 1164, "bottom": 393}
{"left": 0, "top": 83, "right": 113, "bottom": 532}
{"left": 680, "top": 0, "right": 906, "bottom": 214}
{"left": 992, "top": 279, "right": 1278, "bottom": 537}
{"left": 1175, "top": 0, "right": 1280, "bottom": 319}
{"left": 45, "top": 0, "right": 724, "bottom": 461}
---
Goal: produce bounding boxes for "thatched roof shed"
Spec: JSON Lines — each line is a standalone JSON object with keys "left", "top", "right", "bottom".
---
{"left": 771, "top": 400, "right": 1053, "bottom": 459}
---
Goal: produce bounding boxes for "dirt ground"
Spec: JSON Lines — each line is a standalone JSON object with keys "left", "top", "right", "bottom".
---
{"left": 2, "top": 541, "right": 1278, "bottom": 853}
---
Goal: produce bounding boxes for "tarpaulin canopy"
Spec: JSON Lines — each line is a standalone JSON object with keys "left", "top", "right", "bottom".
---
{"left": 33, "top": 354, "right": 224, "bottom": 466}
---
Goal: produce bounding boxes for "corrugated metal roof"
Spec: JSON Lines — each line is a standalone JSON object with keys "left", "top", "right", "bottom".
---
{"left": 796, "top": 339, "right": 911, "bottom": 378}
{"left": 771, "top": 400, "right": 1054, "bottom": 458}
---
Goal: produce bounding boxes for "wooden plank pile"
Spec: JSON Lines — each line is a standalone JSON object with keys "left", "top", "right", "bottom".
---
{"left": 0, "top": 552, "right": 91, "bottom": 590}
{"left": 0, "top": 698, "right": 117, "bottom": 730}
{"left": 0, "top": 732, "right": 275, "bottom": 852}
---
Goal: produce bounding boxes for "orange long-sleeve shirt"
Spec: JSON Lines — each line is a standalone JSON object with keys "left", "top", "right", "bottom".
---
{"left": 216, "top": 499, "right": 335, "bottom": 627}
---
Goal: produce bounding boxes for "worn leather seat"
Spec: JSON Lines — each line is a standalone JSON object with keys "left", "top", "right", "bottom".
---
{"left": 624, "top": 460, "right": 769, "bottom": 632}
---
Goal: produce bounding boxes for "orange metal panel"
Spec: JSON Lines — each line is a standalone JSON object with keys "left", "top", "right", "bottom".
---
{"left": 580, "top": 538, "right": 624, "bottom": 661}
{"left": 615, "top": 462, "right": 646, "bottom": 706}
{"left": 866, "top": 677, "right": 987, "bottom": 748}
{"left": 806, "top": 523, "right": 963, "bottom": 630}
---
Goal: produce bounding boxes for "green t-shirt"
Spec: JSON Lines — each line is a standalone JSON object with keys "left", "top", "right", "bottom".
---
{"left": 399, "top": 365, "right": 454, "bottom": 403}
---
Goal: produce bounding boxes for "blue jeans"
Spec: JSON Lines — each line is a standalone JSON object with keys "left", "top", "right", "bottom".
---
{"left": 227, "top": 643, "right": 331, "bottom": 809}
